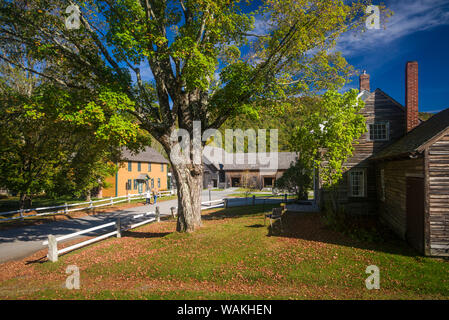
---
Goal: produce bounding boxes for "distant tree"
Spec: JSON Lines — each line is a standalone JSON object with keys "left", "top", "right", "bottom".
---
{"left": 0, "top": 53, "right": 142, "bottom": 208}
{"left": 275, "top": 159, "right": 312, "bottom": 200}
{"left": 419, "top": 112, "right": 434, "bottom": 121}
{"left": 240, "top": 170, "right": 259, "bottom": 197}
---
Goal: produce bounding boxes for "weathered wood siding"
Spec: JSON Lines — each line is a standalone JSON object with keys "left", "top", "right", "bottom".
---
{"left": 322, "top": 89, "right": 407, "bottom": 214}
{"left": 376, "top": 158, "right": 424, "bottom": 239}
{"left": 428, "top": 133, "right": 449, "bottom": 256}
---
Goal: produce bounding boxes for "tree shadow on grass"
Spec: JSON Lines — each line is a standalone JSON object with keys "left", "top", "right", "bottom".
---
{"left": 268, "top": 211, "right": 421, "bottom": 258}
{"left": 123, "top": 231, "right": 171, "bottom": 239}
{"left": 246, "top": 224, "right": 265, "bottom": 228}
{"left": 202, "top": 204, "right": 279, "bottom": 221}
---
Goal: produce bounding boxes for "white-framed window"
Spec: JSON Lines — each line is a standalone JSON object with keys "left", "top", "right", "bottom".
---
{"left": 349, "top": 169, "right": 365, "bottom": 197}
{"left": 369, "top": 122, "right": 389, "bottom": 141}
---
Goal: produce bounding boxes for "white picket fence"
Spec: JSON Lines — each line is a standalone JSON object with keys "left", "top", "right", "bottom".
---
{"left": 43, "top": 199, "right": 224, "bottom": 262}
{"left": 0, "top": 191, "right": 174, "bottom": 222}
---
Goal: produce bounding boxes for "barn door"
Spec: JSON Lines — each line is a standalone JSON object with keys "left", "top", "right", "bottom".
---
{"left": 406, "top": 177, "right": 425, "bottom": 254}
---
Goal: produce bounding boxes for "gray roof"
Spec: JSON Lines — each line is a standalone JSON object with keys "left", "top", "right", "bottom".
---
{"left": 372, "top": 107, "right": 449, "bottom": 160}
{"left": 203, "top": 146, "right": 298, "bottom": 171}
{"left": 122, "top": 147, "right": 169, "bottom": 164}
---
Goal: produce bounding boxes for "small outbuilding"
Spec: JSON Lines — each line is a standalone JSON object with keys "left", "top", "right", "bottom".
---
{"left": 373, "top": 108, "right": 449, "bottom": 256}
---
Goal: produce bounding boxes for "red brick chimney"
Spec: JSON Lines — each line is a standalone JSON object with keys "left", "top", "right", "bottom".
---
{"left": 359, "top": 70, "right": 370, "bottom": 92}
{"left": 405, "top": 61, "right": 419, "bottom": 133}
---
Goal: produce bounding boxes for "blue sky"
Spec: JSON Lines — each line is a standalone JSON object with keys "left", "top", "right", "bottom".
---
{"left": 134, "top": 0, "right": 449, "bottom": 113}
{"left": 338, "top": 0, "right": 449, "bottom": 113}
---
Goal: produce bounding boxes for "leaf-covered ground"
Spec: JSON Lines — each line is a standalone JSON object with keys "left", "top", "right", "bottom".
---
{"left": 0, "top": 205, "right": 448, "bottom": 300}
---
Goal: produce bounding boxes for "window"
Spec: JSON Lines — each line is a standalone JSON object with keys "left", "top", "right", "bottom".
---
{"left": 128, "top": 162, "right": 132, "bottom": 172}
{"left": 148, "top": 163, "right": 151, "bottom": 171}
{"left": 133, "top": 179, "right": 137, "bottom": 190}
{"left": 126, "top": 179, "right": 131, "bottom": 190}
{"left": 151, "top": 179, "right": 154, "bottom": 188}
{"left": 369, "top": 122, "right": 389, "bottom": 141}
{"left": 137, "top": 162, "right": 141, "bottom": 172}
{"left": 161, "top": 164, "right": 164, "bottom": 172}
{"left": 349, "top": 169, "right": 365, "bottom": 197}
{"left": 158, "top": 178, "right": 161, "bottom": 188}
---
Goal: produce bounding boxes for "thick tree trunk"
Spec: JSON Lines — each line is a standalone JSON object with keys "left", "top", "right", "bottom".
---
{"left": 171, "top": 162, "right": 203, "bottom": 232}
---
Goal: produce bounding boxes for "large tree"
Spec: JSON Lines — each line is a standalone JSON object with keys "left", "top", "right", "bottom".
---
{"left": 0, "top": 0, "right": 385, "bottom": 231}
{"left": 0, "top": 48, "right": 142, "bottom": 208}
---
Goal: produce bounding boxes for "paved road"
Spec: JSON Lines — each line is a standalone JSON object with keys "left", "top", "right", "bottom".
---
{"left": 0, "top": 189, "right": 235, "bottom": 264}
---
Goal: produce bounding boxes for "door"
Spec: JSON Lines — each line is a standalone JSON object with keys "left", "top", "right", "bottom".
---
{"left": 231, "top": 177, "right": 240, "bottom": 187}
{"left": 138, "top": 181, "right": 143, "bottom": 194}
{"left": 406, "top": 177, "right": 425, "bottom": 254}
{"left": 263, "top": 177, "right": 274, "bottom": 187}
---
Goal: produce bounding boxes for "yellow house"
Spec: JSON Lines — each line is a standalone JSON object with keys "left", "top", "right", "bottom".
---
{"left": 101, "top": 147, "right": 170, "bottom": 198}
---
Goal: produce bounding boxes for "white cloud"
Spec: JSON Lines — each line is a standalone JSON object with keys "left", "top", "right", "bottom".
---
{"left": 337, "top": 0, "right": 449, "bottom": 56}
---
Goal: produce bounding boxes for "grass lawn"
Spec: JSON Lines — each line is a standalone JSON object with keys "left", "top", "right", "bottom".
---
{"left": 0, "top": 205, "right": 448, "bottom": 299}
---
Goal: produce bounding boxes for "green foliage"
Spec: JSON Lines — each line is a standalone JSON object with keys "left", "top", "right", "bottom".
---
{"left": 290, "top": 89, "right": 367, "bottom": 189}
{"left": 274, "top": 159, "right": 312, "bottom": 200}
{"left": 0, "top": 63, "right": 143, "bottom": 204}
{"left": 0, "top": 0, "right": 392, "bottom": 229}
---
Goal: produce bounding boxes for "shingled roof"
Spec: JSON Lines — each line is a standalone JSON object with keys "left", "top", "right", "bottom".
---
{"left": 372, "top": 107, "right": 449, "bottom": 160}
{"left": 122, "top": 147, "right": 169, "bottom": 164}
{"left": 203, "top": 146, "right": 298, "bottom": 171}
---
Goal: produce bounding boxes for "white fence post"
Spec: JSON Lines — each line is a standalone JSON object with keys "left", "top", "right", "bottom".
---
{"left": 110, "top": 197, "right": 114, "bottom": 206}
{"left": 89, "top": 200, "right": 93, "bottom": 210}
{"left": 116, "top": 218, "right": 121, "bottom": 238}
{"left": 64, "top": 202, "right": 68, "bottom": 215}
{"left": 156, "top": 206, "right": 160, "bottom": 222}
{"left": 19, "top": 209, "right": 24, "bottom": 220}
{"left": 127, "top": 194, "right": 130, "bottom": 203}
{"left": 47, "top": 235, "right": 58, "bottom": 262}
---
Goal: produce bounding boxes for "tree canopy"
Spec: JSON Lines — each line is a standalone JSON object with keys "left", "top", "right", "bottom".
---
{"left": 0, "top": 0, "right": 387, "bottom": 230}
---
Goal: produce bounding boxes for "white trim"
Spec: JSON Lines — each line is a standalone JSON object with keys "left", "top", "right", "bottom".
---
{"left": 349, "top": 169, "right": 366, "bottom": 198}
{"left": 368, "top": 121, "right": 390, "bottom": 141}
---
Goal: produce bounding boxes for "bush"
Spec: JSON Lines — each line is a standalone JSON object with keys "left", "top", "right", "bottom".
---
{"left": 275, "top": 159, "right": 312, "bottom": 200}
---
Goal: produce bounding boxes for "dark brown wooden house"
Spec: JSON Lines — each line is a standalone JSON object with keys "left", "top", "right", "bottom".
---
{"left": 202, "top": 146, "right": 298, "bottom": 189}
{"left": 319, "top": 72, "right": 408, "bottom": 215}
{"left": 319, "top": 61, "right": 449, "bottom": 257}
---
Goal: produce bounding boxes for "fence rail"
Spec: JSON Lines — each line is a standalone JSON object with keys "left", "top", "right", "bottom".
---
{"left": 41, "top": 196, "right": 293, "bottom": 262}
{"left": 43, "top": 206, "right": 163, "bottom": 262}
{"left": 0, "top": 191, "right": 175, "bottom": 222}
